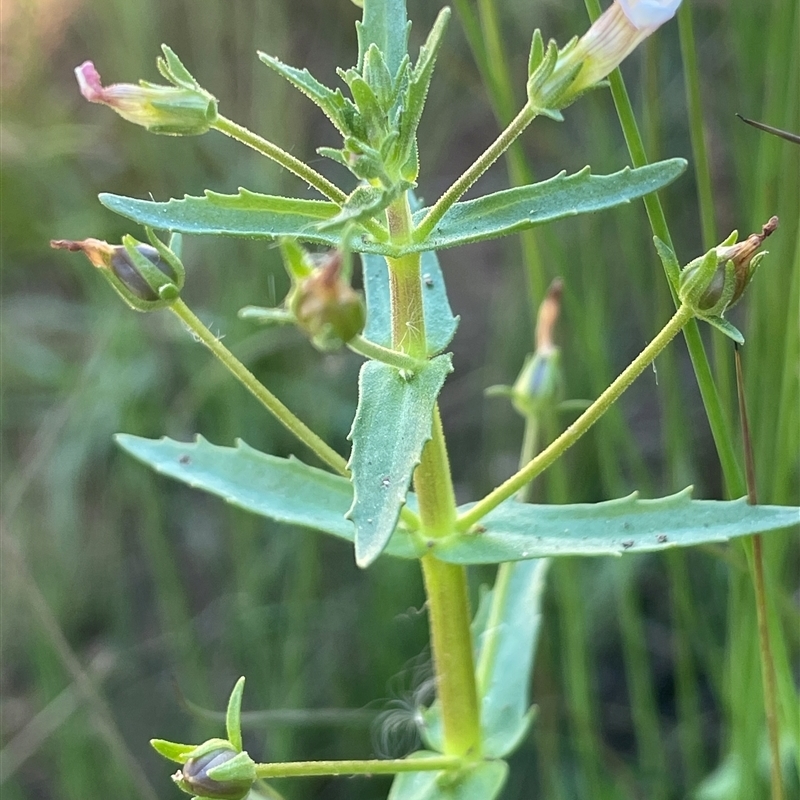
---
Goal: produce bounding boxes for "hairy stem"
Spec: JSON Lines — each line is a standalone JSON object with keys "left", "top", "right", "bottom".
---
{"left": 458, "top": 303, "right": 694, "bottom": 529}
{"left": 169, "top": 298, "right": 348, "bottom": 476}
{"left": 254, "top": 754, "right": 462, "bottom": 778}
{"left": 347, "top": 335, "right": 425, "bottom": 372}
{"left": 385, "top": 194, "right": 481, "bottom": 757}
{"left": 213, "top": 116, "right": 347, "bottom": 205}
{"left": 414, "top": 103, "right": 537, "bottom": 243}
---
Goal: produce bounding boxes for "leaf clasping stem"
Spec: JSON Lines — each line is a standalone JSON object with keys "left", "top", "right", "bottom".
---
{"left": 413, "top": 102, "right": 537, "bottom": 243}
{"left": 169, "top": 297, "right": 349, "bottom": 476}
{"left": 457, "top": 302, "right": 695, "bottom": 530}
{"left": 253, "top": 754, "right": 462, "bottom": 779}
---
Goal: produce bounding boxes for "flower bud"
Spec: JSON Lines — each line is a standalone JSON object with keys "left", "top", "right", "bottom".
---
{"left": 679, "top": 217, "right": 778, "bottom": 317}
{"left": 512, "top": 279, "right": 564, "bottom": 417}
{"left": 529, "top": 0, "right": 682, "bottom": 111}
{"left": 289, "top": 249, "right": 366, "bottom": 350}
{"left": 173, "top": 742, "right": 256, "bottom": 800}
{"left": 75, "top": 60, "right": 217, "bottom": 135}
{"left": 51, "top": 234, "right": 184, "bottom": 311}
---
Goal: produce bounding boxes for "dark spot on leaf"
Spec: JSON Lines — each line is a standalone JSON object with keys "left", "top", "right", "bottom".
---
{"left": 622, "top": 540, "right": 634, "bottom": 549}
{"left": 179, "top": 454, "right": 191, "bottom": 465}
{"left": 657, "top": 533, "right": 668, "bottom": 543}
{"left": 472, "top": 525, "right": 487, "bottom": 535}
{"left": 426, "top": 539, "right": 435, "bottom": 549}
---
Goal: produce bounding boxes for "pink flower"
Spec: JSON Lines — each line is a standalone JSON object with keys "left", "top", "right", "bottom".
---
{"left": 74, "top": 60, "right": 217, "bottom": 135}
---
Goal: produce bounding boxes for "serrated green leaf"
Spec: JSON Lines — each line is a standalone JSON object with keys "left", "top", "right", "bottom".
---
{"left": 99, "top": 190, "right": 364, "bottom": 248}
{"left": 393, "top": 8, "right": 450, "bottom": 176}
{"left": 114, "top": 434, "right": 421, "bottom": 559}
{"left": 258, "top": 53, "right": 355, "bottom": 136}
{"left": 421, "top": 560, "right": 548, "bottom": 757}
{"left": 347, "top": 355, "right": 453, "bottom": 567}
{"left": 433, "top": 489, "right": 800, "bottom": 564}
{"left": 475, "top": 559, "right": 549, "bottom": 756}
{"left": 412, "top": 160, "right": 687, "bottom": 251}
{"left": 361, "top": 250, "right": 459, "bottom": 356}
{"left": 357, "top": 0, "right": 410, "bottom": 77}
{"left": 388, "top": 754, "right": 507, "bottom": 800}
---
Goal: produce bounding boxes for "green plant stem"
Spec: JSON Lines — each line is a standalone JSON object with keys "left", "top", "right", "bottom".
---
{"left": 458, "top": 303, "right": 695, "bottom": 530}
{"left": 582, "top": 0, "right": 745, "bottom": 500}
{"left": 677, "top": 1, "right": 735, "bottom": 446}
{"left": 736, "top": 349, "right": 785, "bottom": 800}
{"left": 253, "top": 754, "right": 462, "bottom": 778}
{"left": 385, "top": 194, "right": 481, "bottom": 757}
{"left": 414, "top": 102, "right": 537, "bottom": 243}
{"left": 749, "top": 535, "right": 784, "bottom": 800}
{"left": 169, "top": 298, "right": 348, "bottom": 476}
{"left": 347, "top": 335, "right": 425, "bottom": 372}
{"left": 213, "top": 116, "right": 347, "bottom": 205}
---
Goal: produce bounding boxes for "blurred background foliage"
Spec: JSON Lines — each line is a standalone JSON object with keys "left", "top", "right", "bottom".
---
{"left": 0, "top": 0, "right": 797, "bottom": 798}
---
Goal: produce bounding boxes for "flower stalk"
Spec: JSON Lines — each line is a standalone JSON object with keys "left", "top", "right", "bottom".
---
{"left": 458, "top": 301, "right": 695, "bottom": 530}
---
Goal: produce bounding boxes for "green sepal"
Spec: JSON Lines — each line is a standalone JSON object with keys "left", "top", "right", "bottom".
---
{"left": 185, "top": 739, "right": 235, "bottom": 761}
{"left": 168, "top": 231, "right": 183, "bottom": 259}
{"left": 699, "top": 314, "right": 745, "bottom": 344}
{"left": 679, "top": 248, "right": 734, "bottom": 316}
{"left": 145, "top": 226, "right": 186, "bottom": 287}
{"left": 205, "top": 751, "right": 256, "bottom": 783}
{"left": 527, "top": 29, "right": 545, "bottom": 76}
{"left": 279, "top": 238, "right": 314, "bottom": 280}
{"left": 100, "top": 234, "right": 183, "bottom": 312}
{"left": 151, "top": 738, "right": 198, "bottom": 764}
{"left": 653, "top": 235, "right": 681, "bottom": 291}
{"left": 225, "top": 677, "right": 245, "bottom": 752}
{"left": 157, "top": 44, "right": 203, "bottom": 91}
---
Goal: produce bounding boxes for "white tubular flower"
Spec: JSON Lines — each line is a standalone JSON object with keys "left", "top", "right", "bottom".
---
{"left": 569, "top": 0, "right": 682, "bottom": 94}
{"left": 528, "top": 0, "right": 682, "bottom": 110}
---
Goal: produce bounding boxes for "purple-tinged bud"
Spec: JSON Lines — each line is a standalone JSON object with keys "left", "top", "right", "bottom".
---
{"left": 51, "top": 234, "right": 184, "bottom": 311}
{"left": 173, "top": 743, "right": 255, "bottom": 800}
{"left": 75, "top": 60, "right": 217, "bottom": 135}
{"left": 289, "top": 249, "right": 366, "bottom": 351}
{"left": 679, "top": 217, "right": 778, "bottom": 316}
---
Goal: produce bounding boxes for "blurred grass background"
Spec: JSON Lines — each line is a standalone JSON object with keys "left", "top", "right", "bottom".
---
{"left": 1, "top": 0, "right": 797, "bottom": 798}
